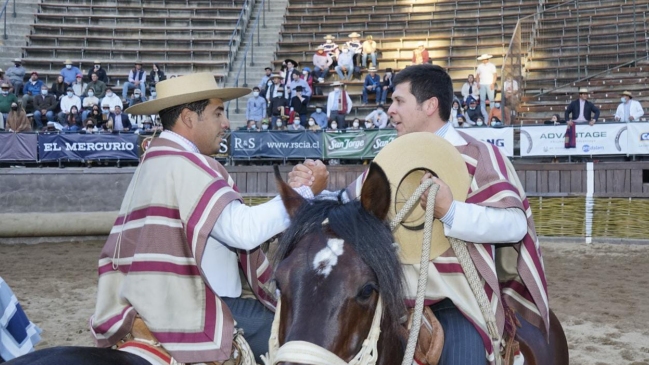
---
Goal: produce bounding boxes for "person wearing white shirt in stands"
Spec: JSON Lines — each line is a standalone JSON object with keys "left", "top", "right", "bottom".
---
{"left": 326, "top": 81, "right": 353, "bottom": 129}
{"left": 364, "top": 104, "right": 389, "bottom": 129}
{"left": 58, "top": 87, "right": 81, "bottom": 125}
{"left": 101, "top": 87, "right": 123, "bottom": 113}
{"left": 460, "top": 74, "right": 480, "bottom": 106}
{"left": 615, "top": 91, "right": 644, "bottom": 122}
{"left": 475, "top": 54, "right": 497, "bottom": 121}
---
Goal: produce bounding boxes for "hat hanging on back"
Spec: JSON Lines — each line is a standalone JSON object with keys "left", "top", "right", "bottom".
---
{"left": 371, "top": 132, "right": 471, "bottom": 264}
{"left": 125, "top": 72, "right": 250, "bottom": 115}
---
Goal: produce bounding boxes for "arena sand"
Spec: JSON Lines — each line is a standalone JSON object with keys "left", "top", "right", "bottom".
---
{"left": 1, "top": 240, "right": 648, "bottom": 364}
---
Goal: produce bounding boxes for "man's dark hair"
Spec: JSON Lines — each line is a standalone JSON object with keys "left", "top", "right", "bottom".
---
{"left": 159, "top": 99, "right": 211, "bottom": 130}
{"left": 253, "top": 86, "right": 260, "bottom": 91}
{"left": 392, "top": 64, "right": 453, "bottom": 121}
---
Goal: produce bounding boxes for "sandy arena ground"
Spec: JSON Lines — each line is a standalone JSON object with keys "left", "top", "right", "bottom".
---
{"left": 1, "top": 240, "right": 648, "bottom": 364}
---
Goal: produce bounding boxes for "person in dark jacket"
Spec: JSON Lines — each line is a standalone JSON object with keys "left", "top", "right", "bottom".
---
{"left": 290, "top": 86, "right": 309, "bottom": 127}
{"left": 269, "top": 86, "right": 289, "bottom": 129}
{"left": 564, "top": 88, "right": 600, "bottom": 126}
{"left": 50, "top": 75, "right": 68, "bottom": 101}
{"left": 149, "top": 63, "right": 166, "bottom": 88}
{"left": 87, "top": 60, "right": 108, "bottom": 83}
{"left": 33, "top": 85, "right": 58, "bottom": 128}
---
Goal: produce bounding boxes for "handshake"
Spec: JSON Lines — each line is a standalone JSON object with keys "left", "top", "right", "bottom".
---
{"left": 288, "top": 159, "right": 329, "bottom": 195}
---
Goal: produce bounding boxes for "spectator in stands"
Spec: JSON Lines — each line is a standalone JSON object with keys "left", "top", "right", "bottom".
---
{"left": 258, "top": 67, "right": 273, "bottom": 96}
{"left": 33, "top": 85, "right": 57, "bottom": 128}
{"left": 111, "top": 105, "right": 132, "bottom": 132}
{"left": 129, "top": 89, "right": 147, "bottom": 108}
{"left": 301, "top": 68, "right": 314, "bottom": 91}
{"left": 365, "top": 104, "right": 388, "bottom": 129}
{"left": 6, "top": 58, "right": 25, "bottom": 96}
{"left": 615, "top": 91, "right": 644, "bottom": 122}
{"left": 60, "top": 59, "right": 82, "bottom": 85}
{"left": 149, "top": 88, "right": 157, "bottom": 100}
{"left": 347, "top": 32, "right": 363, "bottom": 68}
{"left": 381, "top": 68, "right": 394, "bottom": 104}
{"left": 313, "top": 45, "right": 333, "bottom": 83}
{"left": 564, "top": 88, "right": 599, "bottom": 126}
{"left": 287, "top": 120, "right": 305, "bottom": 131}
{"left": 71, "top": 73, "right": 87, "bottom": 98}
{"left": 102, "top": 87, "right": 124, "bottom": 112}
{"left": 84, "top": 118, "right": 98, "bottom": 133}
{"left": 123, "top": 61, "right": 147, "bottom": 101}
{"left": 51, "top": 75, "right": 68, "bottom": 100}
{"left": 503, "top": 74, "right": 519, "bottom": 106}
{"left": 6, "top": 102, "right": 30, "bottom": 132}
{"left": 63, "top": 106, "right": 82, "bottom": 131}
{"left": 449, "top": 100, "right": 464, "bottom": 126}
{"left": 289, "top": 71, "right": 311, "bottom": 104}
{"left": 348, "top": 117, "right": 362, "bottom": 130}
{"left": 82, "top": 87, "right": 100, "bottom": 115}
{"left": 0, "top": 69, "right": 11, "bottom": 91}
{"left": 476, "top": 54, "right": 498, "bottom": 120}
{"left": 461, "top": 74, "right": 480, "bottom": 106}
{"left": 149, "top": 63, "right": 166, "bottom": 88}
{"left": 59, "top": 87, "right": 81, "bottom": 125}
{"left": 265, "top": 72, "right": 283, "bottom": 104}
{"left": 274, "top": 119, "right": 287, "bottom": 130}
{"left": 466, "top": 99, "right": 484, "bottom": 125}
{"left": 88, "top": 105, "right": 103, "bottom": 127}
{"left": 362, "top": 35, "right": 378, "bottom": 68}
{"left": 321, "top": 35, "right": 339, "bottom": 66}
{"left": 246, "top": 86, "right": 267, "bottom": 124}
{"left": 87, "top": 60, "right": 108, "bottom": 83}
{"left": 363, "top": 119, "right": 374, "bottom": 129}
{"left": 487, "top": 96, "right": 502, "bottom": 125}
{"left": 544, "top": 114, "right": 563, "bottom": 125}
{"left": 283, "top": 59, "right": 298, "bottom": 96}
{"left": 240, "top": 120, "right": 258, "bottom": 131}
{"left": 335, "top": 45, "right": 354, "bottom": 81}
{"left": 269, "top": 86, "right": 289, "bottom": 129}
{"left": 310, "top": 104, "right": 328, "bottom": 130}
{"left": 0, "top": 83, "right": 18, "bottom": 120}
{"left": 307, "top": 117, "right": 321, "bottom": 131}
{"left": 327, "top": 81, "right": 352, "bottom": 129}
{"left": 412, "top": 42, "right": 429, "bottom": 65}
{"left": 327, "top": 120, "right": 340, "bottom": 132}
{"left": 86, "top": 73, "right": 107, "bottom": 99}
{"left": 290, "top": 85, "right": 309, "bottom": 127}
{"left": 456, "top": 115, "right": 473, "bottom": 128}
{"left": 362, "top": 67, "right": 382, "bottom": 105}
{"left": 21, "top": 71, "right": 44, "bottom": 112}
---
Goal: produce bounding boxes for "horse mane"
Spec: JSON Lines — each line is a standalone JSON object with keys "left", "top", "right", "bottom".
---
{"left": 275, "top": 196, "right": 406, "bottom": 332}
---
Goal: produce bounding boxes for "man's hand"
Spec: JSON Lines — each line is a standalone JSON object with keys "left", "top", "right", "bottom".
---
{"left": 589, "top": 120, "right": 596, "bottom": 126}
{"left": 629, "top": 116, "right": 635, "bottom": 121}
{"left": 41, "top": 109, "right": 47, "bottom": 115}
{"left": 419, "top": 173, "right": 454, "bottom": 219}
{"left": 567, "top": 120, "right": 574, "bottom": 127}
{"left": 288, "top": 159, "right": 329, "bottom": 195}
{"left": 615, "top": 116, "right": 621, "bottom": 122}
{"left": 490, "top": 84, "right": 495, "bottom": 91}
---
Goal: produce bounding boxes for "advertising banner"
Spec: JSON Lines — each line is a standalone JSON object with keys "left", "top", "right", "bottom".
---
{"left": 461, "top": 127, "right": 515, "bottom": 157}
{"left": 38, "top": 133, "right": 140, "bottom": 161}
{"left": 626, "top": 122, "right": 649, "bottom": 155}
{"left": 0, "top": 133, "right": 38, "bottom": 162}
{"left": 323, "top": 129, "right": 397, "bottom": 159}
{"left": 519, "top": 123, "right": 628, "bottom": 156}
{"left": 230, "top": 131, "right": 322, "bottom": 159}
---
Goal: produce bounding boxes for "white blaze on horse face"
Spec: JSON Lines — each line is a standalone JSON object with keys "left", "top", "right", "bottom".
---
{"left": 312, "top": 238, "right": 345, "bottom": 278}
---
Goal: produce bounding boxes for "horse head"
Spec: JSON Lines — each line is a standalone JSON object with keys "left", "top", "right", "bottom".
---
{"left": 271, "top": 163, "right": 407, "bottom": 365}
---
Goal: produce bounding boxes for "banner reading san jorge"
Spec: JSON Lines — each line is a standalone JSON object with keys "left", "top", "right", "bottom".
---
{"left": 324, "top": 129, "right": 397, "bottom": 159}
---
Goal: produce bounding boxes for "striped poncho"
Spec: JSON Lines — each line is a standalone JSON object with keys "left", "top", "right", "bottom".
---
{"left": 348, "top": 127, "right": 549, "bottom": 364}
{"left": 90, "top": 138, "right": 276, "bottom": 364}
{"left": 0, "top": 277, "right": 42, "bottom": 361}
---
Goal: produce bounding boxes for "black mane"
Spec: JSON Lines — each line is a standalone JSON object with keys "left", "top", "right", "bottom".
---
{"left": 275, "top": 196, "right": 406, "bottom": 331}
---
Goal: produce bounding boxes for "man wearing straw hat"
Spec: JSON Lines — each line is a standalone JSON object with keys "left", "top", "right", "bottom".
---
{"left": 615, "top": 90, "right": 644, "bottom": 122}
{"left": 476, "top": 54, "right": 498, "bottom": 121}
{"left": 60, "top": 59, "right": 82, "bottom": 85}
{"left": 290, "top": 64, "right": 550, "bottom": 365}
{"left": 90, "top": 73, "right": 328, "bottom": 364}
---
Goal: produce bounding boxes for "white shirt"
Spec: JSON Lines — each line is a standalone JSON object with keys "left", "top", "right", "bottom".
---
{"left": 326, "top": 89, "right": 352, "bottom": 117}
{"left": 476, "top": 62, "right": 497, "bottom": 86}
{"left": 60, "top": 94, "right": 81, "bottom": 114}
{"left": 101, "top": 93, "right": 124, "bottom": 113}
{"left": 365, "top": 110, "right": 388, "bottom": 128}
{"left": 615, "top": 99, "right": 644, "bottom": 122}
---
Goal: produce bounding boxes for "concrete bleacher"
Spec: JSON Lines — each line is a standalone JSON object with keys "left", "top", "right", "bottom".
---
{"left": 20, "top": 0, "right": 251, "bottom": 94}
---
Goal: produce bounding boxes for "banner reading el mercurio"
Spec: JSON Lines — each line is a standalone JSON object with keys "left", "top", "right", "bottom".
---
{"left": 230, "top": 131, "right": 322, "bottom": 159}
{"left": 0, "top": 133, "right": 38, "bottom": 162}
{"left": 38, "top": 133, "right": 139, "bottom": 161}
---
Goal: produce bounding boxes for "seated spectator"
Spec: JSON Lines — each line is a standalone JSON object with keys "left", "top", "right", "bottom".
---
{"left": 88, "top": 105, "right": 103, "bottom": 126}
{"left": 246, "top": 86, "right": 267, "bottom": 124}
{"left": 128, "top": 88, "right": 147, "bottom": 108}
{"left": 0, "top": 83, "right": 18, "bottom": 120}
{"left": 58, "top": 87, "right": 81, "bottom": 125}
{"left": 615, "top": 91, "right": 644, "bottom": 122}
{"left": 327, "top": 81, "right": 352, "bottom": 129}
{"left": 287, "top": 121, "right": 305, "bottom": 131}
{"left": 260, "top": 118, "right": 270, "bottom": 131}
{"left": 362, "top": 35, "right": 378, "bottom": 68}
{"left": 412, "top": 42, "right": 429, "bottom": 65}
{"left": 313, "top": 46, "right": 333, "bottom": 83}
{"left": 82, "top": 88, "right": 100, "bottom": 119}
{"left": 348, "top": 117, "right": 362, "bottom": 130}
{"left": 466, "top": 99, "right": 485, "bottom": 125}
{"left": 258, "top": 67, "right": 273, "bottom": 97}
{"left": 268, "top": 86, "right": 289, "bottom": 129}
{"left": 149, "top": 88, "right": 157, "bottom": 100}
{"left": 362, "top": 67, "right": 382, "bottom": 105}
{"left": 487, "top": 97, "right": 503, "bottom": 125}
{"left": 87, "top": 60, "right": 108, "bottom": 83}
{"left": 381, "top": 68, "right": 394, "bottom": 104}
{"left": 275, "top": 119, "right": 287, "bottom": 131}
{"left": 347, "top": 32, "right": 363, "bottom": 68}
{"left": 85, "top": 73, "right": 106, "bottom": 99}
{"left": 149, "top": 63, "right": 166, "bottom": 89}
{"left": 288, "top": 71, "right": 311, "bottom": 104}
{"left": 544, "top": 113, "right": 564, "bottom": 125}
{"left": 61, "top": 59, "right": 82, "bottom": 85}
{"left": 290, "top": 86, "right": 309, "bottom": 127}
{"left": 6, "top": 102, "right": 31, "bottom": 132}
{"left": 102, "top": 87, "right": 123, "bottom": 112}
{"left": 64, "top": 105, "right": 82, "bottom": 130}
{"left": 474, "top": 117, "right": 485, "bottom": 127}
{"left": 71, "top": 73, "right": 87, "bottom": 98}
{"left": 51, "top": 75, "right": 68, "bottom": 101}
{"left": 364, "top": 104, "right": 388, "bottom": 129}
{"left": 335, "top": 45, "right": 354, "bottom": 81}
{"left": 461, "top": 74, "right": 480, "bottom": 106}
{"left": 122, "top": 61, "right": 146, "bottom": 101}
{"left": 0, "top": 68, "right": 12, "bottom": 90}
{"left": 321, "top": 35, "right": 339, "bottom": 66}
{"left": 455, "top": 115, "right": 474, "bottom": 128}
{"left": 21, "top": 71, "right": 43, "bottom": 112}
{"left": 503, "top": 75, "right": 519, "bottom": 107}
{"left": 327, "top": 120, "right": 340, "bottom": 132}
{"left": 83, "top": 118, "right": 98, "bottom": 133}
{"left": 363, "top": 119, "right": 374, "bottom": 129}
{"left": 33, "top": 85, "right": 58, "bottom": 129}
{"left": 0, "top": 276, "right": 42, "bottom": 363}
{"left": 450, "top": 100, "right": 464, "bottom": 125}
{"left": 310, "top": 104, "right": 328, "bottom": 130}
{"left": 301, "top": 67, "right": 314, "bottom": 91}
{"left": 6, "top": 58, "right": 25, "bottom": 96}
{"left": 241, "top": 119, "right": 258, "bottom": 130}
{"left": 111, "top": 105, "right": 132, "bottom": 131}
{"left": 307, "top": 117, "right": 321, "bottom": 131}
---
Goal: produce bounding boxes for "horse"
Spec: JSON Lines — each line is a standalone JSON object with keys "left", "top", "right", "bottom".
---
{"left": 272, "top": 162, "right": 570, "bottom": 365}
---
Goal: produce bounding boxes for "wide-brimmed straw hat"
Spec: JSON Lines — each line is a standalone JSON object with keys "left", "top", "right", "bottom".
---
{"left": 368, "top": 67, "right": 377, "bottom": 72}
{"left": 578, "top": 88, "right": 589, "bottom": 94}
{"left": 323, "top": 35, "right": 336, "bottom": 40}
{"left": 621, "top": 91, "right": 633, "bottom": 98}
{"left": 331, "top": 81, "right": 344, "bottom": 87}
{"left": 372, "top": 132, "right": 471, "bottom": 264}
{"left": 270, "top": 72, "right": 282, "bottom": 79}
{"left": 477, "top": 54, "right": 493, "bottom": 61}
{"left": 348, "top": 32, "right": 361, "bottom": 38}
{"left": 126, "top": 72, "right": 250, "bottom": 115}
{"left": 63, "top": 59, "right": 73, "bottom": 65}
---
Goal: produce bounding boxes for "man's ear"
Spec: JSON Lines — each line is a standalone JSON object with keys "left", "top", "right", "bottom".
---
{"left": 179, "top": 107, "right": 194, "bottom": 129}
{"left": 274, "top": 165, "right": 306, "bottom": 219}
{"left": 424, "top": 97, "right": 439, "bottom": 117}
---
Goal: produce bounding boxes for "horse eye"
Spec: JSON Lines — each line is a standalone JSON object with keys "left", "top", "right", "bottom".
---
{"left": 357, "top": 283, "right": 376, "bottom": 300}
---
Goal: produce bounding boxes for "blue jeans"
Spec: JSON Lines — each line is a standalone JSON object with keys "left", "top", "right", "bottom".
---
{"left": 362, "top": 86, "right": 382, "bottom": 104}
{"left": 313, "top": 66, "right": 329, "bottom": 80}
{"left": 33, "top": 110, "right": 54, "bottom": 129}
{"left": 381, "top": 86, "right": 393, "bottom": 104}
{"left": 335, "top": 63, "right": 354, "bottom": 81}
{"left": 431, "top": 299, "right": 485, "bottom": 365}
{"left": 122, "top": 82, "right": 146, "bottom": 100}
{"left": 362, "top": 53, "right": 377, "bottom": 68}
{"left": 479, "top": 84, "right": 495, "bottom": 122}
{"left": 221, "top": 297, "right": 274, "bottom": 364}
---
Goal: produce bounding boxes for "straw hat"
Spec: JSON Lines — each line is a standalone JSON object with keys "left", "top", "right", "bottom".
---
{"left": 578, "top": 88, "right": 588, "bottom": 93}
{"left": 477, "top": 54, "right": 493, "bottom": 61}
{"left": 417, "top": 41, "right": 425, "bottom": 47}
{"left": 13, "top": 58, "right": 21, "bottom": 63}
{"left": 348, "top": 32, "right": 361, "bottom": 38}
{"left": 331, "top": 81, "right": 344, "bottom": 87}
{"left": 372, "top": 132, "right": 471, "bottom": 264}
{"left": 93, "top": 60, "right": 101, "bottom": 64}
{"left": 125, "top": 72, "right": 250, "bottom": 115}
{"left": 270, "top": 72, "right": 282, "bottom": 79}
{"left": 316, "top": 45, "right": 325, "bottom": 50}
{"left": 368, "top": 67, "right": 377, "bottom": 72}
{"left": 323, "top": 35, "right": 336, "bottom": 40}
{"left": 63, "top": 59, "right": 73, "bottom": 65}
{"left": 621, "top": 91, "right": 633, "bottom": 98}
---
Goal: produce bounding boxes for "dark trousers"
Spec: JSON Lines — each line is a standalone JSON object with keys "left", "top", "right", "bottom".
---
{"left": 431, "top": 299, "right": 486, "bottom": 365}
{"left": 330, "top": 110, "right": 347, "bottom": 129}
{"left": 221, "top": 297, "right": 274, "bottom": 364}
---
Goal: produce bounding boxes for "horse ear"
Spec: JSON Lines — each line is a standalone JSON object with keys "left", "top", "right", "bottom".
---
{"left": 360, "top": 162, "right": 391, "bottom": 221}
{"left": 274, "top": 165, "right": 306, "bottom": 219}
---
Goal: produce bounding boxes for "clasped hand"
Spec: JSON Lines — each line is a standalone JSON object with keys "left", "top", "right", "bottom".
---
{"left": 287, "top": 159, "right": 329, "bottom": 195}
